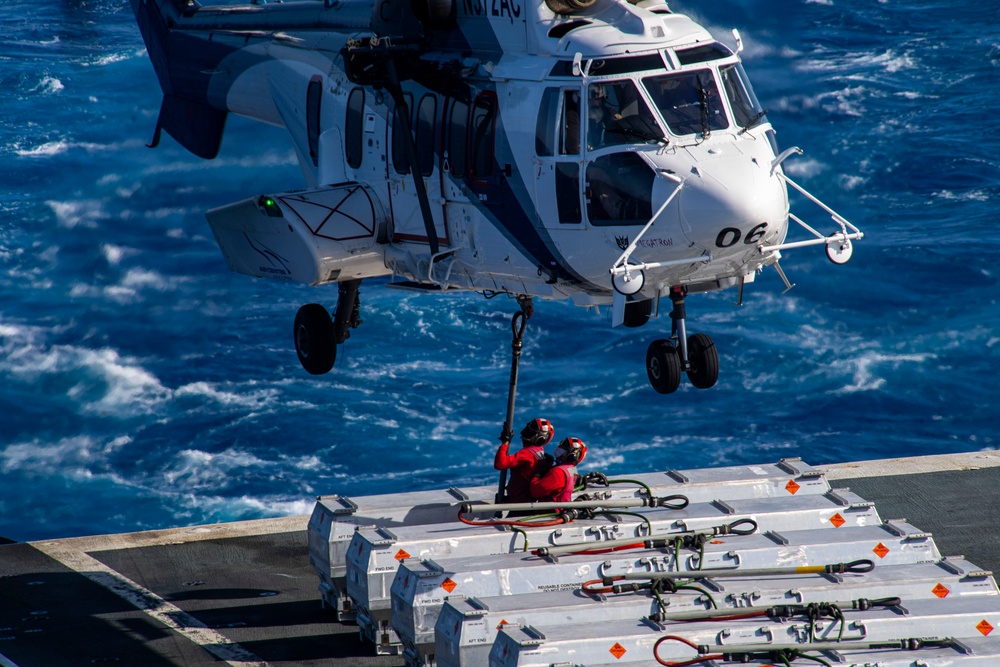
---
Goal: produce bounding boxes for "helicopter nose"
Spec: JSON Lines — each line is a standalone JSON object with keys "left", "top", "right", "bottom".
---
{"left": 676, "top": 154, "right": 788, "bottom": 250}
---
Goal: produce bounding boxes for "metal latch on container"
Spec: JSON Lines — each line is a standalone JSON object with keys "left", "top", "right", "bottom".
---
{"left": 373, "top": 527, "right": 397, "bottom": 546}
{"left": 711, "top": 499, "right": 736, "bottom": 515}
{"left": 333, "top": 495, "right": 359, "bottom": 515}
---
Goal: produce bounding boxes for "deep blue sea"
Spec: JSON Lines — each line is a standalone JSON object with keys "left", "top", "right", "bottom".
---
{"left": 2, "top": 0, "right": 998, "bottom": 542}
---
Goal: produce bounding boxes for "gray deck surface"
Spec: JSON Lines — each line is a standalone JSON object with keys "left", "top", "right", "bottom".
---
{"left": 838, "top": 467, "right": 1000, "bottom": 578}
{"left": 2, "top": 452, "right": 999, "bottom": 666}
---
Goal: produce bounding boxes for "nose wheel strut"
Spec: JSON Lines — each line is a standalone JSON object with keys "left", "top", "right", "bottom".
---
{"left": 645, "top": 287, "right": 719, "bottom": 394}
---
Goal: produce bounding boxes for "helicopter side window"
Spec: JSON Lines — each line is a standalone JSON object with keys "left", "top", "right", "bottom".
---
{"left": 447, "top": 99, "right": 468, "bottom": 177}
{"left": 586, "top": 152, "right": 654, "bottom": 226}
{"left": 556, "top": 162, "right": 581, "bottom": 223}
{"left": 391, "top": 92, "right": 414, "bottom": 175}
{"left": 345, "top": 88, "right": 364, "bottom": 169}
{"left": 535, "top": 88, "right": 559, "bottom": 156}
{"left": 587, "top": 80, "right": 663, "bottom": 150}
{"left": 559, "top": 90, "right": 580, "bottom": 155}
{"left": 471, "top": 94, "right": 497, "bottom": 179}
{"left": 416, "top": 94, "right": 437, "bottom": 177}
{"left": 306, "top": 75, "right": 322, "bottom": 167}
{"left": 642, "top": 70, "right": 729, "bottom": 136}
{"left": 719, "top": 63, "right": 765, "bottom": 130}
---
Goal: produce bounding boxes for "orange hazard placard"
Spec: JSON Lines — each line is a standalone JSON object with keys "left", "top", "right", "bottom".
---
{"left": 829, "top": 513, "right": 846, "bottom": 528}
{"left": 394, "top": 548, "right": 411, "bottom": 561}
{"left": 441, "top": 577, "right": 457, "bottom": 593}
{"left": 609, "top": 642, "right": 627, "bottom": 659}
{"left": 932, "top": 583, "right": 950, "bottom": 598}
{"left": 978, "top": 620, "right": 994, "bottom": 636}
{"left": 785, "top": 480, "right": 800, "bottom": 495}
{"left": 873, "top": 542, "right": 890, "bottom": 559}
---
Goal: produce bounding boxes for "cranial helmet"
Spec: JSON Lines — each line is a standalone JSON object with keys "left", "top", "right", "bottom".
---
{"left": 520, "top": 418, "right": 554, "bottom": 446}
{"left": 555, "top": 437, "right": 587, "bottom": 465}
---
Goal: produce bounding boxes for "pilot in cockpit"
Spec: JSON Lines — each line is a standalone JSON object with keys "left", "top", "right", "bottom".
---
{"left": 587, "top": 84, "right": 620, "bottom": 150}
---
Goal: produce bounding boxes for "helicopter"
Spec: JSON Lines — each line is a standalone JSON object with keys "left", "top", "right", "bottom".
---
{"left": 131, "top": 0, "right": 863, "bottom": 394}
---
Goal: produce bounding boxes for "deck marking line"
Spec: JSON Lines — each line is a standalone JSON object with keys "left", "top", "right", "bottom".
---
{"left": 31, "top": 542, "right": 271, "bottom": 667}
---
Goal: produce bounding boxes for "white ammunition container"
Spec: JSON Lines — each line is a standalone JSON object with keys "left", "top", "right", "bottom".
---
{"left": 348, "top": 488, "right": 877, "bottom": 652}
{"left": 436, "top": 557, "right": 997, "bottom": 667}
{"left": 489, "top": 597, "right": 1000, "bottom": 666}
{"left": 310, "top": 458, "right": 828, "bottom": 618}
{"left": 390, "top": 520, "right": 940, "bottom": 663}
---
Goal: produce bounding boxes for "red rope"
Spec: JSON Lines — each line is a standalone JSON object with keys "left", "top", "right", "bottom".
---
{"left": 653, "top": 635, "right": 722, "bottom": 667}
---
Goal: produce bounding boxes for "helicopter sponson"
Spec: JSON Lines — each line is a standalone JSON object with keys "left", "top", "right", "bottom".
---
{"left": 132, "top": 0, "right": 863, "bottom": 392}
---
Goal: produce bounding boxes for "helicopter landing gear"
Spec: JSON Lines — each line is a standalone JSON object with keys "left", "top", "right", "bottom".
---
{"left": 645, "top": 287, "right": 719, "bottom": 394}
{"left": 293, "top": 279, "right": 363, "bottom": 375}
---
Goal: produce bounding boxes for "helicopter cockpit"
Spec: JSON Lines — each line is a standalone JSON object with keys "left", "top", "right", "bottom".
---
{"left": 535, "top": 42, "right": 775, "bottom": 228}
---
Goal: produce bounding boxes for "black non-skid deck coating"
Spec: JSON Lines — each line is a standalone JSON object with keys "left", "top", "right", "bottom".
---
{"left": 92, "top": 530, "right": 403, "bottom": 667}
{"left": 839, "top": 467, "right": 1000, "bottom": 576}
{"left": 0, "top": 542, "right": 213, "bottom": 666}
{"left": 2, "top": 465, "right": 999, "bottom": 666}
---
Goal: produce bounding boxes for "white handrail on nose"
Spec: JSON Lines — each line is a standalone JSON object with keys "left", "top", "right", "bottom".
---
{"left": 608, "top": 178, "right": 685, "bottom": 280}
{"left": 760, "top": 173, "right": 865, "bottom": 256}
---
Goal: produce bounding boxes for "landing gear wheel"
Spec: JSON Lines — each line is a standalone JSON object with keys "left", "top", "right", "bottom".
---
{"left": 646, "top": 339, "right": 681, "bottom": 394}
{"left": 294, "top": 304, "right": 336, "bottom": 375}
{"left": 686, "top": 333, "right": 719, "bottom": 389}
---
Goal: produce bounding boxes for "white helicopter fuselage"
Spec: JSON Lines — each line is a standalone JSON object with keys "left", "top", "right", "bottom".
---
{"left": 133, "top": 0, "right": 860, "bottom": 386}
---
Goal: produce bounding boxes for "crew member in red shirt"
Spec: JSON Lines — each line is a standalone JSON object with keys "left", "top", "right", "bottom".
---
{"left": 494, "top": 417, "right": 554, "bottom": 503}
{"left": 529, "top": 437, "right": 587, "bottom": 504}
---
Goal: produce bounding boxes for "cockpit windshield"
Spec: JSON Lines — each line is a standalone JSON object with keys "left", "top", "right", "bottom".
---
{"left": 642, "top": 69, "right": 728, "bottom": 137}
{"left": 719, "top": 62, "right": 766, "bottom": 130}
{"left": 586, "top": 80, "right": 664, "bottom": 150}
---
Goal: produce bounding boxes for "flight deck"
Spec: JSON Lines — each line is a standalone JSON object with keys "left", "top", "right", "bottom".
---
{"left": 2, "top": 451, "right": 999, "bottom": 667}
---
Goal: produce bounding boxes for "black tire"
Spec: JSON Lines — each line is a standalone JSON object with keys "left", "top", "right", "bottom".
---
{"left": 646, "top": 339, "right": 681, "bottom": 394}
{"left": 622, "top": 299, "right": 652, "bottom": 328}
{"left": 686, "top": 332, "right": 719, "bottom": 389}
{"left": 294, "top": 304, "right": 336, "bottom": 375}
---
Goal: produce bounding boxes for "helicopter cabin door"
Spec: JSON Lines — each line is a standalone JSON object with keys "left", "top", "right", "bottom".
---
{"left": 387, "top": 92, "right": 448, "bottom": 248}
{"left": 533, "top": 87, "right": 584, "bottom": 228}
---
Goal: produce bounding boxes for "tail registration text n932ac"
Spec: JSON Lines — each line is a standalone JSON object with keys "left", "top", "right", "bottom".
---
{"left": 132, "top": 0, "right": 863, "bottom": 394}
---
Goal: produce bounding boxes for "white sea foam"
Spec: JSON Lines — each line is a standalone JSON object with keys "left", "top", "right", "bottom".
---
{"left": 163, "top": 448, "right": 272, "bottom": 488}
{"left": 16, "top": 138, "right": 146, "bottom": 158}
{"left": 32, "top": 76, "right": 64, "bottom": 95}
{"left": 833, "top": 351, "right": 934, "bottom": 395}
{"left": 1, "top": 435, "right": 132, "bottom": 476}
{"left": 46, "top": 199, "right": 105, "bottom": 228}
{"left": 798, "top": 49, "right": 917, "bottom": 76}
{"left": 933, "top": 189, "right": 991, "bottom": 202}
{"left": 71, "top": 266, "right": 193, "bottom": 304}
{"left": 16, "top": 140, "right": 69, "bottom": 157}
{"left": 839, "top": 174, "right": 868, "bottom": 191}
{"left": 782, "top": 158, "right": 826, "bottom": 178}
{"left": 175, "top": 381, "right": 279, "bottom": 409}
{"left": 101, "top": 244, "right": 130, "bottom": 266}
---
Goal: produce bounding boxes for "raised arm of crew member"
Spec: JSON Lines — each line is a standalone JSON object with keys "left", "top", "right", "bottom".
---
{"left": 494, "top": 418, "right": 554, "bottom": 504}
{"left": 529, "top": 438, "right": 587, "bottom": 504}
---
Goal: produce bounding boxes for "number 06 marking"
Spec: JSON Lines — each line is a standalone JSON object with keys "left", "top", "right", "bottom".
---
{"left": 716, "top": 222, "right": 769, "bottom": 248}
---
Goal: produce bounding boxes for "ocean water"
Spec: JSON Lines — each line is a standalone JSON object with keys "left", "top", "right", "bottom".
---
{"left": 1, "top": 0, "right": 998, "bottom": 542}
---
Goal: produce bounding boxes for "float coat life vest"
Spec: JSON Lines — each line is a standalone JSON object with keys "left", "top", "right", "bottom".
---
{"left": 530, "top": 463, "right": 577, "bottom": 503}
{"left": 494, "top": 443, "right": 548, "bottom": 503}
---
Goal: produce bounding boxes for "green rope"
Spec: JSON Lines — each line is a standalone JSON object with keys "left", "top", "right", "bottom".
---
{"left": 510, "top": 527, "right": 529, "bottom": 552}
{"left": 606, "top": 478, "right": 654, "bottom": 497}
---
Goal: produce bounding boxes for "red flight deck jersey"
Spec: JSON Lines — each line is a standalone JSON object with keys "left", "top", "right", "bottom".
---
{"left": 529, "top": 463, "right": 577, "bottom": 503}
{"left": 494, "top": 443, "right": 547, "bottom": 503}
